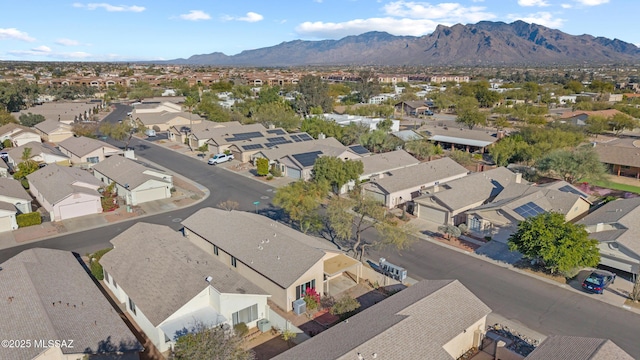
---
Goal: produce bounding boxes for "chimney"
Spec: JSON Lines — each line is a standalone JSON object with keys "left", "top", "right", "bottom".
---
{"left": 515, "top": 173, "right": 522, "bottom": 184}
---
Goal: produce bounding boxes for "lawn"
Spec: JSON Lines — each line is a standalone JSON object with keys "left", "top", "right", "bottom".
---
{"left": 580, "top": 179, "right": 640, "bottom": 195}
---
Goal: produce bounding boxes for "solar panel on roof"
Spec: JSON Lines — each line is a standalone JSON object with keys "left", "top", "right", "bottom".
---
{"left": 513, "top": 202, "right": 546, "bottom": 219}
{"left": 290, "top": 134, "right": 301, "bottom": 142}
{"left": 241, "top": 144, "right": 264, "bottom": 151}
{"left": 292, "top": 151, "right": 323, "bottom": 168}
{"left": 558, "top": 185, "right": 587, "bottom": 198}
{"left": 267, "top": 136, "right": 286, "bottom": 142}
{"left": 231, "top": 131, "right": 264, "bottom": 141}
{"left": 298, "top": 133, "right": 313, "bottom": 141}
{"left": 349, "top": 145, "right": 370, "bottom": 155}
{"left": 266, "top": 129, "right": 286, "bottom": 135}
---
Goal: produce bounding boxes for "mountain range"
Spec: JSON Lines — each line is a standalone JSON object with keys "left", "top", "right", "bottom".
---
{"left": 168, "top": 20, "right": 640, "bottom": 67}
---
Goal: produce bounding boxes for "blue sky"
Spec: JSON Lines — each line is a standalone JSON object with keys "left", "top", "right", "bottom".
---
{"left": 0, "top": 0, "right": 636, "bottom": 62}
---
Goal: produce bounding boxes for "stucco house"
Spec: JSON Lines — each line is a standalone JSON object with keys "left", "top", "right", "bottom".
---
{"left": 423, "top": 124, "right": 501, "bottom": 153}
{"left": 32, "top": 119, "right": 74, "bottom": 143}
{"left": 168, "top": 120, "right": 237, "bottom": 145}
{"left": 362, "top": 157, "right": 469, "bottom": 209}
{"left": 0, "top": 123, "right": 42, "bottom": 147}
{"left": 592, "top": 137, "right": 640, "bottom": 179}
{"left": 0, "top": 178, "right": 33, "bottom": 232}
{"left": 27, "top": 164, "right": 105, "bottom": 221}
{"left": 92, "top": 155, "right": 173, "bottom": 206}
{"left": 526, "top": 336, "right": 633, "bottom": 360}
{"left": 182, "top": 208, "right": 358, "bottom": 312}
{"left": 340, "top": 149, "right": 420, "bottom": 194}
{"left": 466, "top": 181, "right": 591, "bottom": 243}
{"left": 6, "top": 142, "right": 70, "bottom": 168}
{"left": 273, "top": 279, "right": 492, "bottom": 360}
{"left": 577, "top": 197, "right": 640, "bottom": 274}
{"left": 100, "top": 223, "right": 270, "bottom": 353}
{"left": 58, "top": 136, "right": 121, "bottom": 167}
{"left": 413, "top": 167, "right": 524, "bottom": 225}
{"left": 134, "top": 111, "right": 203, "bottom": 132}
{"left": 0, "top": 248, "right": 142, "bottom": 360}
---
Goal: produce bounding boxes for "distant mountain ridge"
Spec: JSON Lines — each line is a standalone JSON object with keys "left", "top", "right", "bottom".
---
{"left": 167, "top": 20, "right": 640, "bottom": 66}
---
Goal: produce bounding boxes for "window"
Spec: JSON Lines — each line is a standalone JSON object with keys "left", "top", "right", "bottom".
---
{"left": 231, "top": 256, "right": 237, "bottom": 267}
{"left": 232, "top": 304, "right": 258, "bottom": 326}
{"left": 295, "top": 279, "right": 316, "bottom": 300}
{"left": 129, "top": 297, "right": 137, "bottom": 315}
{"left": 104, "top": 270, "right": 110, "bottom": 284}
{"left": 87, "top": 156, "right": 99, "bottom": 164}
{"left": 213, "top": 245, "right": 219, "bottom": 256}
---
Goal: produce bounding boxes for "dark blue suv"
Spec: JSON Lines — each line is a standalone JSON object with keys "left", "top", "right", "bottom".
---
{"left": 581, "top": 270, "right": 616, "bottom": 294}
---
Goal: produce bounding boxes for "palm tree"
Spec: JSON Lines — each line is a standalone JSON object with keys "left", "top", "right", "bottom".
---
{"left": 183, "top": 96, "right": 198, "bottom": 150}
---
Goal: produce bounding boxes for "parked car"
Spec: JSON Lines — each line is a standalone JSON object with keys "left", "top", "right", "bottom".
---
{"left": 208, "top": 153, "right": 234, "bottom": 165}
{"left": 425, "top": 110, "right": 434, "bottom": 116}
{"left": 144, "top": 129, "right": 157, "bottom": 137}
{"left": 581, "top": 270, "right": 616, "bottom": 294}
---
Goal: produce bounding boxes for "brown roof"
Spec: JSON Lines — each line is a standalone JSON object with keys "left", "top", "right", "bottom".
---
{"left": 593, "top": 137, "right": 640, "bottom": 168}
{"left": 559, "top": 109, "right": 623, "bottom": 119}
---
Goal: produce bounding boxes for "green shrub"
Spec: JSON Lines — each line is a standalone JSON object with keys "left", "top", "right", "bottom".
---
{"left": 2, "top": 139, "right": 11, "bottom": 148}
{"left": 16, "top": 212, "right": 41, "bottom": 227}
{"left": 269, "top": 165, "right": 282, "bottom": 177}
{"left": 88, "top": 248, "right": 112, "bottom": 281}
{"left": 256, "top": 158, "right": 269, "bottom": 176}
{"left": 266, "top": 174, "right": 274, "bottom": 180}
{"left": 233, "top": 322, "right": 248, "bottom": 337}
{"left": 330, "top": 296, "right": 361, "bottom": 316}
{"left": 20, "top": 179, "right": 29, "bottom": 189}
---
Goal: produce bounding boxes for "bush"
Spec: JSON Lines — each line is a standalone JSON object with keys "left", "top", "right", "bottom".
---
{"left": 303, "top": 288, "right": 320, "bottom": 311}
{"left": 266, "top": 174, "right": 274, "bottom": 180}
{"left": 269, "top": 165, "right": 282, "bottom": 177}
{"left": 88, "top": 248, "right": 112, "bottom": 281}
{"left": 16, "top": 212, "right": 41, "bottom": 227}
{"left": 233, "top": 322, "right": 248, "bottom": 337}
{"left": 256, "top": 158, "right": 269, "bottom": 176}
{"left": 330, "top": 296, "right": 361, "bottom": 316}
{"left": 20, "top": 179, "right": 29, "bottom": 189}
{"left": 2, "top": 139, "right": 11, "bottom": 148}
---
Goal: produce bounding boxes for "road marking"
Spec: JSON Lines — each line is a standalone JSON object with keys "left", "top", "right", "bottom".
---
{"left": 266, "top": 189, "right": 273, "bottom": 192}
{"left": 172, "top": 218, "right": 182, "bottom": 223}
{"left": 260, "top": 196, "right": 269, "bottom": 199}
{"left": 622, "top": 305, "right": 631, "bottom": 310}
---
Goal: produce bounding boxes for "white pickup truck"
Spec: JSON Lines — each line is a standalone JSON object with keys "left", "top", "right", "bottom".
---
{"left": 208, "top": 153, "right": 234, "bottom": 165}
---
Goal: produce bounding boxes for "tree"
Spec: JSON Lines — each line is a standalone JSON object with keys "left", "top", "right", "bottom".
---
{"left": 326, "top": 193, "right": 414, "bottom": 260}
{"left": 18, "top": 112, "right": 45, "bottom": 127}
{"left": 356, "top": 69, "right": 380, "bottom": 103}
{"left": 170, "top": 322, "right": 254, "bottom": 360}
{"left": 273, "top": 180, "right": 326, "bottom": 233}
{"left": 250, "top": 102, "right": 301, "bottom": 131}
{"left": 536, "top": 146, "right": 606, "bottom": 183}
{"left": 359, "top": 129, "right": 386, "bottom": 153}
{"left": 631, "top": 274, "right": 640, "bottom": 302}
{"left": 13, "top": 147, "right": 38, "bottom": 181}
{"left": 255, "top": 157, "right": 269, "bottom": 176}
{"left": 609, "top": 113, "right": 638, "bottom": 135}
{"left": 0, "top": 109, "right": 18, "bottom": 126}
{"left": 72, "top": 122, "right": 99, "bottom": 138}
{"left": 376, "top": 118, "right": 393, "bottom": 132}
{"left": 197, "top": 144, "right": 209, "bottom": 157}
{"left": 448, "top": 149, "right": 474, "bottom": 167}
{"left": 183, "top": 95, "right": 199, "bottom": 137}
{"left": 585, "top": 115, "right": 609, "bottom": 137}
{"left": 455, "top": 96, "right": 486, "bottom": 129}
{"left": 300, "top": 117, "right": 343, "bottom": 140}
{"left": 312, "top": 156, "right": 363, "bottom": 194}
{"left": 99, "top": 121, "right": 145, "bottom": 150}
{"left": 404, "top": 140, "right": 443, "bottom": 160}
{"left": 295, "top": 75, "right": 333, "bottom": 116}
{"left": 564, "top": 80, "right": 583, "bottom": 94}
{"left": 508, "top": 212, "right": 600, "bottom": 274}
{"left": 438, "top": 224, "right": 461, "bottom": 239}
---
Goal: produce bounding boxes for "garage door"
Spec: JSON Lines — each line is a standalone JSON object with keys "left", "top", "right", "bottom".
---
{"left": 134, "top": 187, "right": 167, "bottom": 205}
{"left": 600, "top": 253, "right": 639, "bottom": 274}
{"left": 59, "top": 202, "right": 96, "bottom": 220}
{"left": 287, "top": 167, "right": 301, "bottom": 179}
{"left": 0, "top": 215, "right": 14, "bottom": 231}
{"left": 418, "top": 204, "right": 447, "bottom": 224}
{"left": 364, "top": 189, "right": 386, "bottom": 205}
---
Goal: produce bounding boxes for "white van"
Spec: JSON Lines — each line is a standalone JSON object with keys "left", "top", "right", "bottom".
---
{"left": 144, "top": 129, "right": 157, "bottom": 137}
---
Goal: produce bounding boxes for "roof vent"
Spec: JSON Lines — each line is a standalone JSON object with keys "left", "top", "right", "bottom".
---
{"left": 265, "top": 238, "right": 270, "bottom": 243}
{"left": 205, "top": 276, "right": 213, "bottom": 283}
{"left": 258, "top": 245, "right": 263, "bottom": 250}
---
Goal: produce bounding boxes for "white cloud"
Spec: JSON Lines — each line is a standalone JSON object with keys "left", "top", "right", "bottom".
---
{"left": 382, "top": 1, "right": 494, "bottom": 22}
{"left": 313, "top": 0, "right": 323, "bottom": 3}
{"left": 238, "top": 12, "right": 264, "bottom": 22}
{"left": 0, "top": 28, "right": 35, "bottom": 42}
{"left": 179, "top": 10, "right": 211, "bottom": 21}
{"left": 507, "top": 12, "right": 565, "bottom": 28}
{"left": 517, "top": 0, "right": 550, "bottom": 6}
{"left": 574, "top": 0, "right": 609, "bottom": 5}
{"left": 32, "top": 45, "right": 51, "bottom": 53}
{"left": 72, "top": 2, "right": 145, "bottom": 12}
{"left": 560, "top": 3, "right": 572, "bottom": 8}
{"left": 56, "top": 38, "right": 80, "bottom": 46}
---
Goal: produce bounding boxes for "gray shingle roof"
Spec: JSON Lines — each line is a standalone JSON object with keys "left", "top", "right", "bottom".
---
{"left": 0, "top": 123, "right": 38, "bottom": 137}
{"left": 33, "top": 119, "right": 72, "bottom": 134}
{"left": 577, "top": 197, "right": 640, "bottom": 256}
{"left": 27, "top": 164, "right": 104, "bottom": 204}
{"left": 181, "top": 208, "right": 326, "bottom": 289}
{"left": 525, "top": 335, "right": 633, "bottom": 360}
{"left": 58, "top": 136, "right": 118, "bottom": 157}
{"left": 273, "top": 280, "right": 492, "bottom": 360}
{"left": 0, "top": 248, "right": 142, "bottom": 360}
{"left": 92, "top": 155, "right": 170, "bottom": 190}
{"left": 0, "top": 177, "right": 31, "bottom": 201}
{"left": 364, "top": 157, "right": 468, "bottom": 194}
{"left": 100, "top": 223, "right": 267, "bottom": 327}
{"left": 135, "top": 111, "right": 202, "bottom": 126}
{"left": 7, "top": 141, "right": 69, "bottom": 164}
{"left": 259, "top": 137, "right": 347, "bottom": 163}
{"left": 359, "top": 149, "right": 420, "bottom": 176}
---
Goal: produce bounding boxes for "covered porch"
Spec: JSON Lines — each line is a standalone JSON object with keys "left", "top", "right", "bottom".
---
{"left": 322, "top": 253, "right": 362, "bottom": 296}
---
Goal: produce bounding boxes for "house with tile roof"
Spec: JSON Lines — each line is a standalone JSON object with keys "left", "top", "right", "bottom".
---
{"left": 27, "top": 164, "right": 105, "bottom": 221}
{"left": 466, "top": 181, "right": 591, "bottom": 243}
{"left": 558, "top": 109, "right": 624, "bottom": 127}
{"left": 6, "top": 141, "right": 70, "bottom": 168}
{"left": 592, "top": 137, "right": 640, "bottom": 179}
{"left": 32, "top": 119, "right": 74, "bottom": 143}
{"left": 577, "top": 197, "right": 640, "bottom": 274}
{"left": 101, "top": 223, "right": 269, "bottom": 353}
{"left": 340, "top": 149, "right": 420, "bottom": 194}
{"left": 92, "top": 155, "right": 172, "bottom": 206}
{"left": 525, "top": 335, "right": 633, "bottom": 360}
{"left": 414, "top": 167, "right": 524, "bottom": 226}
{"left": 182, "top": 208, "right": 360, "bottom": 312}
{"left": 362, "top": 157, "right": 469, "bottom": 209}
{"left": 273, "top": 279, "right": 492, "bottom": 360}
{"left": 0, "top": 248, "right": 142, "bottom": 360}
{"left": 0, "top": 178, "right": 33, "bottom": 232}
{"left": 57, "top": 136, "right": 121, "bottom": 167}
{"left": 0, "top": 123, "right": 42, "bottom": 147}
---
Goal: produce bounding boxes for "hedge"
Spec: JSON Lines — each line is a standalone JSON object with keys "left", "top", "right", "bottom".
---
{"left": 16, "top": 212, "right": 41, "bottom": 227}
{"left": 88, "top": 248, "right": 112, "bottom": 281}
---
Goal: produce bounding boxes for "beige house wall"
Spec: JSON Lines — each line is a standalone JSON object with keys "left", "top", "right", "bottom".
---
{"left": 442, "top": 316, "right": 487, "bottom": 359}
{"left": 565, "top": 198, "right": 591, "bottom": 222}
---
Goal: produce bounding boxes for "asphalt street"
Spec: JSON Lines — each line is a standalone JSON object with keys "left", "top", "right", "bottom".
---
{"left": 0, "top": 120, "right": 639, "bottom": 356}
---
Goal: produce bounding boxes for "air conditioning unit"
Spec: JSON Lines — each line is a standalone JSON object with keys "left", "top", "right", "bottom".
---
{"left": 292, "top": 298, "right": 306, "bottom": 315}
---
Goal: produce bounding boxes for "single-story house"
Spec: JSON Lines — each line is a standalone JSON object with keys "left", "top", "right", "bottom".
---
{"left": 58, "top": 136, "right": 121, "bottom": 167}
{"left": 92, "top": 155, "right": 173, "bottom": 206}
{"left": 32, "top": 119, "right": 74, "bottom": 143}
{"left": 391, "top": 129, "right": 424, "bottom": 142}
{"left": 526, "top": 336, "right": 633, "bottom": 360}
{"left": 0, "top": 248, "right": 142, "bottom": 360}
{"left": 466, "top": 181, "right": 591, "bottom": 243}
{"left": 362, "top": 157, "right": 469, "bottom": 209}
{"left": 273, "top": 279, "right": 492, "bottom": 360}
{"left": 27, "top": 164, "right": 105, "bottom": 221}
{"left": 592, "top": 137, "right": 640, "bottom": 179}
{"left": 558, "top": 109, "right": 624, "bottom": 127}
{"left": 341, "top": 149, "right": 420, "bottom": 194}
{"left": 323, "top": 113, "right": 400, "bottom": 132}
{"left": 0, "top": 123, "right": 42, "bottom": 147}
{"left": 414, "top": 167, "right": 524, "bottom": 226}
{"left": 13, "top": 100, "right": 104, "bottom": 124}
{"left": 182, "top": 208, "right": 358, "bottom": 312}
{"left": 394, "top": 100, "right": 432, "bottom": 116}
{"left": 423, "top": 124, "right": 501, "bottom": 153}
{"left": 168, "top": 120, "right": 239, "bottom": 145}
{"left": 131, "top": 101, "right": 182, "bottom": 114}
{"left": 134, "top": 111, "right": 203, "bottom": 132}
{"left": 6, "top": 141, "right": 70, "bottom": 168}
{"left": 100, "top": 223, "right": 270, "bottom": 353}
{"left": 0, "top": 178, "right": 33, "bottom": 232}
{"left": 577, "top": 197, "right": 640, "bottom": 274}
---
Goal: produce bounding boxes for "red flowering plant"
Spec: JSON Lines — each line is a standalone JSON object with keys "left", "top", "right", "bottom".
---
{"left": 303, "top": 287, "right": 321, "bottom": 310}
